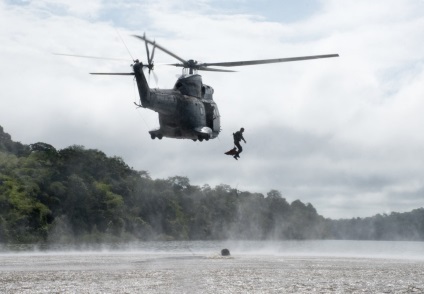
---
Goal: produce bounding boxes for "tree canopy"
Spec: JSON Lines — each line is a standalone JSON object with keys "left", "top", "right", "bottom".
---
{"left": 1, "top": 125, "right": 423, "bottom": 244}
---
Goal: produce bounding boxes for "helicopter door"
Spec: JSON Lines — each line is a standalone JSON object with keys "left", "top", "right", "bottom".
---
{"left": 204, "top": 102, "right": 214, "bottom": 129}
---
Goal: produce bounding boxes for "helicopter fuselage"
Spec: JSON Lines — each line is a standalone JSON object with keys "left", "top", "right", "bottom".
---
{"left": 133, "top": 61, "right": 220, "bottom": 141}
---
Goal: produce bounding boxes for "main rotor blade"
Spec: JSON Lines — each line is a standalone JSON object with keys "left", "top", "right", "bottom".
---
{"left": 133, "top": 34, "right": 187, "bottom": 64}
{"left": 197, "top": 67, "right": 237, "bottom": 72}
{"left": 166, "top": 63, "right": 236, "bottom": 72}
{"left": 90, "top": 73, "right": 134, "bottom": 75}
{"left": 53, "top": 53, "right": 128, "bottom": 61}
{"left": 143, "top": 33, "right": 151, "bottom": 65}
{"left": 151, "top": 44, "right": 156, "bottom": 62}
{"left": 200, "top": 54, "right": 339, "bottom": 67}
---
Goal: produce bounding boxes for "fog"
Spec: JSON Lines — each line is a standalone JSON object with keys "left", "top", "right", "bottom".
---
{"left": 2, "top": 240, "right": 424, "bottom": 260}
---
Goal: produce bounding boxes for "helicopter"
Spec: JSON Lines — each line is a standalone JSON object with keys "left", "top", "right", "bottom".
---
{"left": 88, "top": 34, "right": 339, "bottom": 141}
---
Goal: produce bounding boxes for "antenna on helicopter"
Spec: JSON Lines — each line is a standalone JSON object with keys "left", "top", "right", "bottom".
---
{"left": 116, "top": 28, "right": 135, "bottom": 62}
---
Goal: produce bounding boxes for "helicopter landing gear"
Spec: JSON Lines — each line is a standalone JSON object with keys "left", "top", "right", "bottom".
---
{"left": 150, "top": 132, "right": 163, "bottom": 140}
{"left": 197, "top": 134, "right": 210, "bottom": 142}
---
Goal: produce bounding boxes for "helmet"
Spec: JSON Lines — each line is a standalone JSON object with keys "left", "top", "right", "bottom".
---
{"left": 241, "top": 127, "right": 244, "bottom": 131}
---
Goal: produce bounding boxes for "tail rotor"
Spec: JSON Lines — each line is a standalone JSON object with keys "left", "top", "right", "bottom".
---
{"left": 142, "top": 33, "right": 158, "bottom": 86}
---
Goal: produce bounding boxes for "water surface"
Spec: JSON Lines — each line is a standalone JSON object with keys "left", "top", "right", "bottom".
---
{"left": 1, "top": 240, "right": 423, "bottom": 293}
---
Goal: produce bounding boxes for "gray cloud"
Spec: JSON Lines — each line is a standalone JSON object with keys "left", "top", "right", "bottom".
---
{"left": 1, "top": 0, "right": 424, "bottom": 219}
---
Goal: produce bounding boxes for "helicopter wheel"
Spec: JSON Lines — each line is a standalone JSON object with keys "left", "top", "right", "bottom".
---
{"left": 192, "top": 139, "right": 197, "bottom": 142}
{"left": 150, "top": 134, "right": 155, "bottom": 140}
{"left": 158, "top": 134, "right": 163, "bottom": 140}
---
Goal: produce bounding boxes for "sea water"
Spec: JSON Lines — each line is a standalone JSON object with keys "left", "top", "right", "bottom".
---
{"left": 1, "top": 240, "right": 423, "bottom": 293}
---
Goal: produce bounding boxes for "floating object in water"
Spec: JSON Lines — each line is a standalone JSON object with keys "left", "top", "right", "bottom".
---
{"left": 221, "top": 248, "right": 230, "bottom": 256}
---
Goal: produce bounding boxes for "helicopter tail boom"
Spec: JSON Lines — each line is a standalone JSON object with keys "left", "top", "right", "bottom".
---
{"left": 133, "top": 61, "right": 151, "bottom": 108}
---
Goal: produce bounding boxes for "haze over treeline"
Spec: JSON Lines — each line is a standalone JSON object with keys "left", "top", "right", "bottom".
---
{"left": 1, "top": 125, "right": 423, "bottom": 244}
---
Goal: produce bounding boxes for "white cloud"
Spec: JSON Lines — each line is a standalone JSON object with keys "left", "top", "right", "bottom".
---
{"left": 1, "top": 0, "right": 424, "bottom": 219}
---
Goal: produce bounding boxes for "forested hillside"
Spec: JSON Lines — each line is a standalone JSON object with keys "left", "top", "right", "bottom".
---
{"left": 1, "top": 125, "right": 423, "bottom": 243}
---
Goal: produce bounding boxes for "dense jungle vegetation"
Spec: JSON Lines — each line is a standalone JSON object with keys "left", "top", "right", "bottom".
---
{"left": 1, "top": 125, "right": 424, "bottom": 244}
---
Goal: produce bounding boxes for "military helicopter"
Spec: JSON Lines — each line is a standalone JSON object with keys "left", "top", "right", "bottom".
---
{"left": 87, "top": 34, "right": 339, "bottom": 141}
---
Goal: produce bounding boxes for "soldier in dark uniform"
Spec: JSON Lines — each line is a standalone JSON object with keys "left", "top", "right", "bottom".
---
{"left": 233, "top": 127, "right": 246, "bottom": 160}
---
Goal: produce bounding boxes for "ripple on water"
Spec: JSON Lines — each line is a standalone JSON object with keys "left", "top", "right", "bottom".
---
{"left": 1, "top": 252, "right": 424, "bottom": 293}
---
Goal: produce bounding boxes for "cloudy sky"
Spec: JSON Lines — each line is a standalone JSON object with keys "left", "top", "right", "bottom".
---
{"left": 1, "top": 0, "right": 424, "bottom": 219}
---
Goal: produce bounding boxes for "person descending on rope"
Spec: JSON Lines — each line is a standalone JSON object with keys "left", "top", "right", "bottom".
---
{"left": 233, "top": 127, "right": 246, "bottom": 160}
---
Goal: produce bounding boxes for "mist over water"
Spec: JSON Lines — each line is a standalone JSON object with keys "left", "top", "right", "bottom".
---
{"left": 2, "top": 240, "right": 424, "bottom": 259}
{"left": 1, "top": 240, "right": 424, "bottom": 293}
